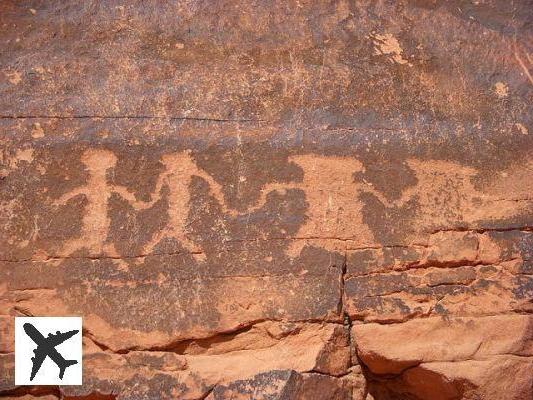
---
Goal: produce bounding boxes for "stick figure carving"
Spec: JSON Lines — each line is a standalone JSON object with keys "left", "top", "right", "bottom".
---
{"left": 230, "top": 155, "right": 375, "bottom": 256}
{"left": 125, "top": 151, "right": 229, "bottom": 258}
{"left": 53, "top": 149, "right": 124, "bottom": 257}
{"left": 53, "top": 150, "right": 376, "bottom": 260}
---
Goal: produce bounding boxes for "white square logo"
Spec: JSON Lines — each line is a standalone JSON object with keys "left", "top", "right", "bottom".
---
{"left": 15, "top": 317, "right": 82, "bottom": 385}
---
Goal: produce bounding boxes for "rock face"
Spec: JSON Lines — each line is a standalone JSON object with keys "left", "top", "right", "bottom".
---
{"left": 0, "top": 1, "right": 532, "bottom": 399}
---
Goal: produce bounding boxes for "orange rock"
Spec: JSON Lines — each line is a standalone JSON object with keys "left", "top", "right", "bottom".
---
{"left": 0, "top": 0, "right": 532, "bottom": 398}
{"left": 354, "top": 315, "right": 532, "bottom": 374}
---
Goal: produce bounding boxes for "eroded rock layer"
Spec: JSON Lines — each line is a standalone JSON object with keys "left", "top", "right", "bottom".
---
{"left": 0, "top": 1, "right": 532, "bottom": 399}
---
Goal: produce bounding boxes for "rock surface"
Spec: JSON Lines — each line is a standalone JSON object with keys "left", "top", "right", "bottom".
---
{"left": 0, "top": 1, "right": 532, "bottom": 399}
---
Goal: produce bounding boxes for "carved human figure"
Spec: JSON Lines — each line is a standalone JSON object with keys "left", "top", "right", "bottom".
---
{"left": 126, "top": 153, "right": 378, "bottom": 258}
{"left": 53, "top": 149, "right": 124, "bottom": 257}
{"left": 231, "top": 155, "right": 376, "bottom": 256}
{"left": 128, "top": 151, "right": 228, "bottom": 258}
{"left": 52, "top": 150, "right": 396, "bottom": 261}
{"left": 52, "top": 149, "right": 228, "bottom": 261}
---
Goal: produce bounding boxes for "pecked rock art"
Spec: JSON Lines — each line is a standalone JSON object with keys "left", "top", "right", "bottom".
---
{"left": 48, "top": 151, "right": 374, "bottom": 260}
{"left": 26, "top": 148, "right": 532, "bottom": 266}
{"left": 112, "top": 151, "right": 233, "bottom": 261}
{"left": 234, "top": 155, "right": 376, "bottom": 256}
{"left": 52, "top": 149, "right": 126, "bottom": 258}
{"left": 359, "top": 158, "right": 533, "bottom": 244}
{"left": 1, "top": 1, "right": 532, "bottom": 399}
{"left": 1, "top": 139, "right": 531, "bottom": 399}
{"left": 48, "top": 150, "right": 533, "bottom": 262}
{"left": 136, "top": 152, "right": 226, "bottom": 259}
{"left": 137, "top": 153, "right": 378, "bottom": 257}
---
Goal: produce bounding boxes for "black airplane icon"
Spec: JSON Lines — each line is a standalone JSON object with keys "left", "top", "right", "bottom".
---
{"left": 23, "top": 323, "right": 79, "bottom": 381}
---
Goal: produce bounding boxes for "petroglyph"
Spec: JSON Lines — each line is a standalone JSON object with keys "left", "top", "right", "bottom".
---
{"left": 53, "top": 149, "right": 125, "bottom": 257}
{"left": 365, "top": 159, "right": 532, "bottom": 227}
{"left": 230, "top": 155, "right": 376, "bottom": 256}
{"left": 371, "top": 33, "right": 411, "bottom": 66}
{"left": 120, "top": 151, "right": 229, "bottom": 260}
{"left": 1, "top": 2, "right": 532, "bottom": 398}
{"left": 114, "top": 153, "right": 374, "bottom": 259}
{"left": 493, "top": 82, "right": 509, "bottom": 98}
{"left": 51, "top": 150, "right": 229, "bottom": 259}
{"left": 50, "top": 150, "right": 532, "bottom": 261}
{"left": 4, "top": 70, "right": 21, "bottom": 85}
{"left": 242, "top": 157, "right": 533, "bottom": 252}
{"left": 50, "top": 151, "right": 377, "bottom": 259}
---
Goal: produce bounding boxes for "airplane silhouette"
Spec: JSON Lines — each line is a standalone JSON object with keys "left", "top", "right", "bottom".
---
{"left": 23, "top": 323, "right": 79, "bottom": 381}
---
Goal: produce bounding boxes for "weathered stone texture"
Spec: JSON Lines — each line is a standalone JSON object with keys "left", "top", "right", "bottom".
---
{"left": 1, "top": 0, "right": 532, "bottom": 399}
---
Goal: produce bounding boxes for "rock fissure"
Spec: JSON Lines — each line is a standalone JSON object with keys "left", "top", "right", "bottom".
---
{"left": 1, "top": 2, "right": 532, "bottom": 398}
{"left": 0, "top": 115, "right": 264, "bottom": 124}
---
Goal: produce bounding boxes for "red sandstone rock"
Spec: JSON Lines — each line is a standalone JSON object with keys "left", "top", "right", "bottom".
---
{"left": 0, "top": 0, "right": 532, "bottom": 399}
